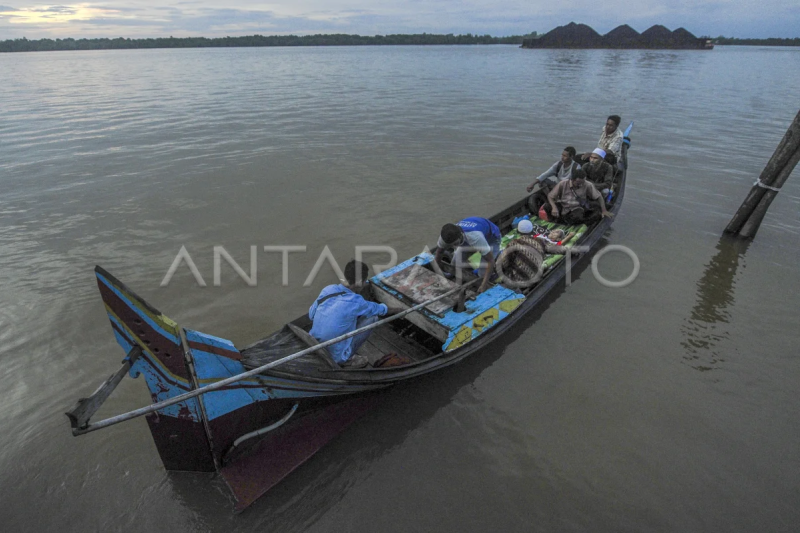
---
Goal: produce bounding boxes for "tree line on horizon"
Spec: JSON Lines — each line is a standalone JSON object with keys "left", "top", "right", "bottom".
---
{"left": 711, "top": 36, "right": 800, "bottom": 46}
{"left": 0, "top": 33, "right": 534, "bottom": 52}
{"left": 1, "top": 32, "right": 797, "bottom": 53}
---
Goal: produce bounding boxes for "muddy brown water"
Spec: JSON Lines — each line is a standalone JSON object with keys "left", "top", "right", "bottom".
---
{"left": 1, "top": 45, "right": 799, "bottom": 532}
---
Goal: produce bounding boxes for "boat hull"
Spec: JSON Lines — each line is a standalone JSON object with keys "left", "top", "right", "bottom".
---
{"left": 85, "top": 136, "right": 630, "bottom": 509}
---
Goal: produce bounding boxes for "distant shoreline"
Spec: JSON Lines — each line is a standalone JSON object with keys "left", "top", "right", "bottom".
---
{"left": 713, "top": 37, "right": 800, "bottom": 46}
{"left": 2, "top": 34, "right": 530, "bottom": 53}
{"left": 1, "top": 32, "right": 798, "bottom": 53}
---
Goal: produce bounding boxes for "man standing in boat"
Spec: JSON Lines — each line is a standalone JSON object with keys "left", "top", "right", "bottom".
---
{"left": 309, "top": 260, "right": 389, "bottom": 368}
{"left": 435, "top": 217, "right": 501, "bottom": 294}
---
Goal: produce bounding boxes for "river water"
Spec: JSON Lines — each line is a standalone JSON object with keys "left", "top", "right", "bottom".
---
{"left": 1, "top": 44, "right": 799, "bottom": 532}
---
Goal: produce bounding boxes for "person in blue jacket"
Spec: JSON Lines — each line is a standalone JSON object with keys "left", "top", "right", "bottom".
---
{"left": 309, "top": 260, "right": 389, "bottom": 367}
{"left": 435, "top": 216, "right": 501, "bottom": 294}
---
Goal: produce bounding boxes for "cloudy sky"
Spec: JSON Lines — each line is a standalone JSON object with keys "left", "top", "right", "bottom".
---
{"left": 0, "top": 1, "right": 797, "bottom": 40}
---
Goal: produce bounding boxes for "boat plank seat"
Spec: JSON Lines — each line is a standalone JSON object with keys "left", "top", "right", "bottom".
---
{"left": 368, "top": 325, "right": 432, "bottom": 361}
{"left": 286, "top": 323, "right": 340, "bottom": 370}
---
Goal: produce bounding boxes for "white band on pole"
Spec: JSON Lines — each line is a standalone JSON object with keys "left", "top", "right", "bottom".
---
{"left": 754, "top": 179, "right": 781, "bottom": 192}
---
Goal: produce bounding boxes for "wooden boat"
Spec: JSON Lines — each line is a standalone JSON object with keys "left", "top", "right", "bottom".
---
{"left": 67, "top": 125, "right": 632, "bottom": 510}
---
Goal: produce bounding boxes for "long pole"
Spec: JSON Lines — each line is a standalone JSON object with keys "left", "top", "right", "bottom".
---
{"left": 725, "top": 110, "right": 800, "bottom": 237}
{"left": 74, "top": 277, "right": 479, "bottom": 435}
{"left": 738, "top": 147, "right": 800, "bottom": 238}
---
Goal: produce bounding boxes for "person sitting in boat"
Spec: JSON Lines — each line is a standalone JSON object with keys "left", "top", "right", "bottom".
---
{"left": 309, "top": 260, "right": 389, "bottom": 368}
{"left": 580, "top": 115, "right": 623, "bottom": 165}
{"left": 536, "top": 227, "right": 576, "bottom": 246}
{"left": 435, "top": 217, "right": 501, "bottom": 294}
{"left": 496, "top": 220, "right": 572, "bottom": 288}
{"left": 582, "top": 148, "right": 615, "bottom": 197}
{"left": 543, "top": 168, "right": 613, "bottom": 225}
{"left": 525, "top": 146, "right": 581, "bottom": 213}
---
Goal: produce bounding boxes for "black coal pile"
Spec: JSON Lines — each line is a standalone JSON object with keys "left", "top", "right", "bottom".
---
{"left": 605, "top": 24, "right": 641, "bottom": 47}
{"left": 639, "top": 24, "right": 678, "bottom": 48}
{"left": 529, "top": 22, "right": 604, "bottom": 48}
{"left": 672, "top": 27, "right": 702, "bottom": 45}
{"left": 522, "top": 22, "right": 709, "bottom": 49}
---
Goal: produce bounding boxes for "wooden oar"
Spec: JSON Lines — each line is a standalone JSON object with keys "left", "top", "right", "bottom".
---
{"left": 71, "top": 277, "right": 480, "bottom": 435}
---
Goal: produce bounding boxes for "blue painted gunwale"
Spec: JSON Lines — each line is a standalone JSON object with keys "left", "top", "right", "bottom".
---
{"left": 371, "top": 253, "right": 526, "bottom": 352}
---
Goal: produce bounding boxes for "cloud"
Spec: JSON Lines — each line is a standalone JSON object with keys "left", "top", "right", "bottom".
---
{"left": 35, "top": 5, "right": 76, "bottom": 13}
{"left": 1, "top": 0, "right": 798, "bottom": 39}
{"left": 75, "top": 16, "right": 156, "bottom": 27}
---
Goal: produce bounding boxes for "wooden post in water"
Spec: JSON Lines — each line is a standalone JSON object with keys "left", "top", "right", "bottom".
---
{"left": 725, "top": 110, "right": 800, "bottom": 238}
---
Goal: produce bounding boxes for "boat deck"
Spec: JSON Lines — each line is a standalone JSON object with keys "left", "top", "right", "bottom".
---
{"left": 240, "top": 161, "right": 626, "bottom": 376}
{"left": 240, "top": 215, "right": 591, "bottom": 375}
{"left": 239, "top": 316, "right": 437, "bottom": 376}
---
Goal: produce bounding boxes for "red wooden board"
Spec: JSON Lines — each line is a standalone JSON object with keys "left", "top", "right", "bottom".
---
{"left": 219, "top": 396, "right": 377, "bottom": 512}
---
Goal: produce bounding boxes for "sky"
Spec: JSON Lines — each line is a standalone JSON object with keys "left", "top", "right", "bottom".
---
{"left": 0, "top": 0, "right": 798, "bottom": 40}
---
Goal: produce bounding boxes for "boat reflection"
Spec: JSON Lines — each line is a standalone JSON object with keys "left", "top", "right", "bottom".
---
{"left": 681, "top": 235, "right": 750, "bottom": 371}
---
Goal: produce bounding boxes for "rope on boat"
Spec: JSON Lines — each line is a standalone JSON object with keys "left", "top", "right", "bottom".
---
{"left": 222, "top": 403, "right": 300, "bottom": 464}
{"left": 73, "top": 276, "right": 480, "bottom": 435}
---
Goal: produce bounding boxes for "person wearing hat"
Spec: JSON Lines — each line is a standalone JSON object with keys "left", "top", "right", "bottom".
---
{"left": 545, "top": 168, "right": 613, "bottom": 225}
{"left": 581, "top": 115, "right": 623, "bottom": 165}
{"left": 435, "top": 217, "right": 501, "bottom": 294}
{"left": 496, "top": 220, "right": 573, "bottom": 288}
{"left": 582, "top": 148, "right": 615, "bottom": 196}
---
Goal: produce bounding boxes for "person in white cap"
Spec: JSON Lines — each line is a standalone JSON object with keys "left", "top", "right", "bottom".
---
{"left": 582, "top": 148, "right": 615, "bottom": 197}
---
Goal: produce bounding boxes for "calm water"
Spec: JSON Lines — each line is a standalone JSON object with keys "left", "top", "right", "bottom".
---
{"left": 1, "top": 45, "right": 799, "bottom": 532}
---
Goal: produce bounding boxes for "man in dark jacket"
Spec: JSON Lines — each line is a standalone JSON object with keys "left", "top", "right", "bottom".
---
{"left": 582, "top": 148, "right": 615, "bottom": 196}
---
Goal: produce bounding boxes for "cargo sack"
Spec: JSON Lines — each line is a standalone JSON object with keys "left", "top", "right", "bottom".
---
{"left": 538, "top": 205, "right": 549, "bottom": 221}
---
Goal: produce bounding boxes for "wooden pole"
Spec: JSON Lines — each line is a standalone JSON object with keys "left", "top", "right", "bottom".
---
{"left": 725, "top": 110, "right": 800, "bottom": 237}
{"left": 739, "top": 147, "right": 800, "bottom": 238}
